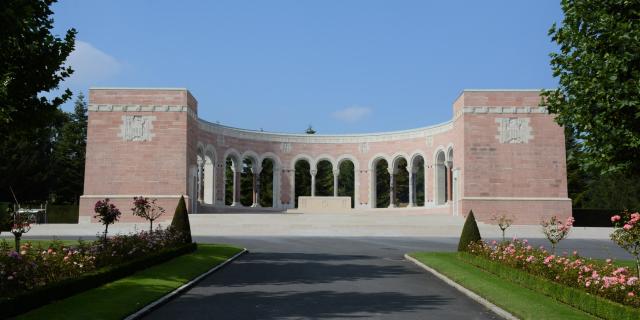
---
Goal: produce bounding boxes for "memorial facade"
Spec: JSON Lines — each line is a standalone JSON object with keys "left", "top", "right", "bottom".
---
{"left": 78, "top": 88, "right": 571, "bottom": 224}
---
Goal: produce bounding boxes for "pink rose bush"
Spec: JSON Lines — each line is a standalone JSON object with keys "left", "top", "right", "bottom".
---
{"left": 611, "top": 211, "right": 640, "bottom": 278}
{"left": 541, "top": 215, "right": 574, "bottom": 253}
{"left": 0, "top": 227, "right": 185, "bottom": 297}
{"left": 468, "top": 239, "right": 640, "bottom": 307}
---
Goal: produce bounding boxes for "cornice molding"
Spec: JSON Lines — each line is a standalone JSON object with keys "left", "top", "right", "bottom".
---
{"left": 462, "top": 106, "right": 548, "bottom": 114}
{"left": 87, "top": 104, "right": 197, "bottom": 118}
{"left": 198, "top": 120, "right": 454, "bottom": 144}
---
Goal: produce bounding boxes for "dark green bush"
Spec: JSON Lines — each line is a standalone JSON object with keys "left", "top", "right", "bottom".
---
{"left": 457, "top": 210, "right": 481, "bottom": 251}
{"left": 46, "top": 204, "right": 79, "bottom": 223}
{"left": 0, "top": 242, "right": 197, "bottom": 319}
{"left": 572, "top": 208, "right": 624, "bottom": 227}
{"left": 0, "top": 202, "right": 11, "bottom": 232}
{"left": 171, "top": 195, "right": 192, "bottom": 243}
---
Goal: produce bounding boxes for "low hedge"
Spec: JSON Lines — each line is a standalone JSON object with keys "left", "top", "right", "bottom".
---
{"left": 0, "top": 242, "right": 197, "bottom": 318}
{"left": 572, "top": 208, "right": 621, "bottom": 227}
{"left": 46, "top": 204, "right": 79, "bottom": 223}
{"left": 457, "top": 252, "right": 640, "bottom": 320}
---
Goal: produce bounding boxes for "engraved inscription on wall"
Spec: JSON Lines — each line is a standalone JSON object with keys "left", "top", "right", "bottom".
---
{"left": 495, "top": 117, "right": 532, "bottom": 144}
{"left": 119, "top": 115, "right": 156, "bottom": 141}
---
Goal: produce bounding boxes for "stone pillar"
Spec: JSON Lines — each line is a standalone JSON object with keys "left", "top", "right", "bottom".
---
{"left": 230, "top": 165, "right": 241, "bottom": 206}
{"left": 423, "top": 164, "right": 428, "bottom": 207}
{"left": 333, "top": 169, "right": 339, "bottom": 197}
{"left": 408, "top": 167, "right": 415, "bottom": 207}
{"left": 203, "top": 160, "right": 214, "bottom": 205}
{"left": 251, "top": 167, "right": 261, "bottom": 207}
{"left": 446, "top": 162, "right": 453, "bottom": 202}
{"left": 197, "top": 158, "right": 203, "bottom": 202}
{"left": 310, "top": 169, "right": 317, "bottom": 197}
{"left": 388, "top": 167, "right": 395, "bottom": 208}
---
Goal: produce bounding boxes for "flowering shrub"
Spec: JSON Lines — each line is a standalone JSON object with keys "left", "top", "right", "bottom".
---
{"left": 94, "top": 198, "right": 121, "bottom": 241}
{"left": 541, "top": 215, "right": 574, "bottom": 253}
{"left": 468, "top": 239, "right": 640, "bottom": 307}
{"left": 611, "top": 211, "right": 640, "bottom": 278}
{"left": 10, "top": 210, "right": 34, "bottom": 251}
{"left": 491, "top": 214, "right": 513, "bottom": 242}
{"left": 0, "top": 227, "right": 184, "bottom": 297}
{"left": 131, "top": 196, "right": 165, "bottom": 232}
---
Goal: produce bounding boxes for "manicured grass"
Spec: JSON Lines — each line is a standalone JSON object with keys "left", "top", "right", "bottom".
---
{"left": 409, "top": 252, "right": 598, "bottom": 320}
{"left": 18, "top": 244, "right": 243, "bottom": 320}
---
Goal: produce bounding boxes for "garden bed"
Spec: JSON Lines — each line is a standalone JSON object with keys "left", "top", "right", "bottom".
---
{"left": 16, "top": 244, "right": 243, "bottom": 320}
{"left": 409, "top": 252, "right": 597, "bottom": 319}
{"left": 0, "top": 227, "right": 194, "bottom": 318}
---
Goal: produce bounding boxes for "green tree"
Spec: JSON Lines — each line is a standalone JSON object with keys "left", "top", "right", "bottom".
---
{"left": 375, "top": 160, "right": 390, "bottom": 207}
{"left": 259, "top": 159, "right": 274, "bottom": 207}
{"left": 315, "top": 160, "right": 334, "bottom": 196}
{"left": 337, "top": 160, "right": 355, "bottom": 208}
{"left": 294, "top": 160, "right": 311, "bottom": 207}
{"left": 458, "top": 210, "right": 481, "bottom": 252}
{"left": 0, "top": 0, "right": 76, "bottom": 202}
{"left": 543, "top": 0, "right": 640, "bottom": 173}
{"left": 51, "top": 93, "right": 87, "bottom": 204}
{"left": 171, "top": 195, "right": 192, "bottom": 243}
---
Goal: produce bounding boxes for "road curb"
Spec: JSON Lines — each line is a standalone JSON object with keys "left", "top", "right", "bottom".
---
{"left": 404, "top": 254, "right": 518, "bottom": 320}
{"left": 125, "top": 247, "right": 248, "bottom": 320}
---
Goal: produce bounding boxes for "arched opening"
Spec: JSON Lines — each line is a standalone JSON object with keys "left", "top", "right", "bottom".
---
{"left": 315, "top": 160, "right": 334, "bottom": 196}
{"left": 294, "top": 159, "right": 311, "bottom": 208}
{"left": 410, "top": 155, "right": 425, "bottom": 207}
{"left": 224, "top": 155, "right": 241, "bottom": 206}
{"left": 435, "top": 150, "right": 447, "bottom": 205}
{"left": 239, "top": 158, "right": 255, "bottom": 206}
{"left": 337, "top": 160, "right": 355, "bottom": 208}
{"left": 373, "top": 158, "right": 390, "bottom": 208}
{"left": 259, "top": 158, "right": 275, "bottom": 207}
{"left": 196, "top": 148, "right": 206, "bottom": 205}
{"left": 391, "top": 157, "right": 409, "bottom": 207}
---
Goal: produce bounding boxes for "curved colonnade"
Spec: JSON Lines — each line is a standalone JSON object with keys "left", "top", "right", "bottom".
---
{"left": 191, "top": 120, "right": 458, "bottom": 212}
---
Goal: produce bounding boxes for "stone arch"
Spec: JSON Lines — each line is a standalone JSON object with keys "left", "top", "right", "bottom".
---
{"left": 434, "top": 148, "right": 447, "bottom": 205}
{"left": 241, "top": 150, "right": 261, "bottom": 171}
{"left": 293, "top": 157, "right": 312, "bottom": 208}
{"left": 314, "top": 158, "right": 334, "bottom": 197}
{"left": 289, "top": 153, "right": 314, "bottom": 170}
{"left": 314, "top": 154, "right": 337, "bottom": 170}
{"left": 259, "top": 152, "right": 282, "bottom": 208}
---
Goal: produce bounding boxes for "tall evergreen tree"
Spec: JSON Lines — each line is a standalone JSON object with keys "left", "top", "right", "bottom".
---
{"left": 51, "top": 94, "right": 87, "bottom": 204}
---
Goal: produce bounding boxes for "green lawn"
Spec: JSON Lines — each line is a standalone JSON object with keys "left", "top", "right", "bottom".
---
{"left": 18, "top": 244, "right": 243, "bottom": 320}
{"left": 409, "top": 252, "right": 598, "bottom": 320}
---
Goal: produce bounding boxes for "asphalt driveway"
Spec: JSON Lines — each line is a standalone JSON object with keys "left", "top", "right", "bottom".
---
{"left": 144, "top": 237, "right": 500, "bottom": 320}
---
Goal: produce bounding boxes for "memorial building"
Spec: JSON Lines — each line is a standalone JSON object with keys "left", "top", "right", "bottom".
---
{"left": 79, "top": 88, "right": 571, "bottom": 224}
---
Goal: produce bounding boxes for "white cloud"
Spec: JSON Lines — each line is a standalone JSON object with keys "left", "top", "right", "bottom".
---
{"left": 331, "top": 106, "right": 372, "bottom": 123}
{"left": 65, "top": 40, "right": 121, "bottom": 86}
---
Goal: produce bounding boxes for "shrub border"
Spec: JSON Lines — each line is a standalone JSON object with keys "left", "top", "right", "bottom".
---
{"left": 0, "top": 242, "right": 197, "bottom": 318}
{"left": 457, "top": 252, "right": 640, "bottom": 320}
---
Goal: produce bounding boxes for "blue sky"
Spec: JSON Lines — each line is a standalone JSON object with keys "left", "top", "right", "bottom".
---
{"left": 51, "top": 1, "right": 563, "bottom": 134}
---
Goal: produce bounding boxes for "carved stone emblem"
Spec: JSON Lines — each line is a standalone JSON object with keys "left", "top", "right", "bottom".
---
{"left": 280, "top": 142, "right": 292, "bottom": 153}
{"left": 425, "top": 136, "right": 434, "bottom": 147}
{"left": 496, "top": 117, "right": 532, "bottom": 144}
{"left": 119, "top": 115, "right": 155, "bottom": 141}
{"left": 358, "top": 142, "right": 369, "bottom": 154}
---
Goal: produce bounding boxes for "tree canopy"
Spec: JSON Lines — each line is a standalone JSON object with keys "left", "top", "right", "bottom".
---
{"left": 542, "top": 0, "right": 640, "bottom": 173}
